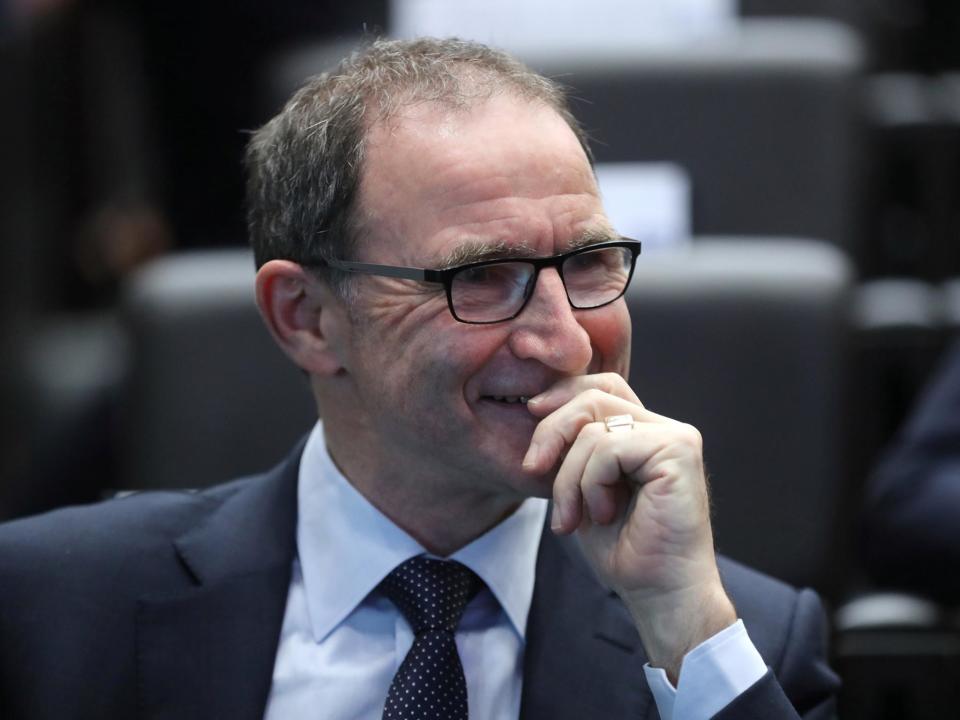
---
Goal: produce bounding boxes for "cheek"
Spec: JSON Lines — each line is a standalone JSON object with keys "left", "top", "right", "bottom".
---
{"left": 429, "top": 327, "right": 508, "bottom": 389}
{"left": 379, "top": 318, "right": 508, "bottom": 401}
{"left": 583, "top": 304, "right": 632, "bottom": 376}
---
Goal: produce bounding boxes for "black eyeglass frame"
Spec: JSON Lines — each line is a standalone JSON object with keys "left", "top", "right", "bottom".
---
{"left": 310, "top": 237, "right": 642, "bottom": 325}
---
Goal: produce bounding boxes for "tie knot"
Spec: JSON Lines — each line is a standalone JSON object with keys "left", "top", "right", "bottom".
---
{"left": 379, "top": 557, "right": 483, "bottom": 634}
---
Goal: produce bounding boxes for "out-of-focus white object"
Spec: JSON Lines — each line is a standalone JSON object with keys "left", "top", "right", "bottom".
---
{"left": 835, "top": 593, "right": 943, "bottom": 631}
{"left": 594, "top": 162, "right": 691, "bottom": 251}
{"left": 390, "top": 0, "right": 739, "bottom": 52}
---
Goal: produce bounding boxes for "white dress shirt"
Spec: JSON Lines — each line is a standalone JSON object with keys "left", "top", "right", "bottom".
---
{"left": 263, "top": 421, "right": 767, "bottom": 719}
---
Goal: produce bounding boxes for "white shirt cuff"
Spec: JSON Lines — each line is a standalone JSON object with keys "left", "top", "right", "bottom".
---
{"left": 642, "top": 619, "right": 768, "bottom": 720}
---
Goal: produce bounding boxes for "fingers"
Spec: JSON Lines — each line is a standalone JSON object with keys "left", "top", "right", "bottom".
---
{"left": 522, "top": 395, "right": 609, "bottom": 474}
{"left": 549, "top": 421, "right": 602, "bottom": 532}
{"left": 523, "top": 388, "right": 660, "bottom": 475}
{"left": 551, "top": 423, "right": 656, "bottom": 534}
{"left": 527, "top": 372, "right": 641, "bottom": 417}
{"left": 551, "top": 421, "right": 706, "bottom": 536}
{"left": 524, "top": 373, "right": 706, "bottom": 538}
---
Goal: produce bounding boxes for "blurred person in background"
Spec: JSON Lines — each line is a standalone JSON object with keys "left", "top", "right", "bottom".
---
{"left": 864, "top": 338, "right": 960, "bottom": 605}
{"left": 0, "top": 38, "right": 838, "bottom": 719}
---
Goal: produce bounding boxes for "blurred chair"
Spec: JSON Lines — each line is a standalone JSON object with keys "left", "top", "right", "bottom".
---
{"left": 1, "top": 314, "right": 127, "bottom": 520}
{"left": 834, "top": 592, "right": 960, "bottom": 720}
{"left": 739, "top": 0, "right": 855, "bottom": 20}
{"left": 739, "top": 0, "right": 950, "bottom": 73}
{"left": 518, "top": 19, "right": 865, "bottom": 258}
{"left": 945, "top": 277, "right": 960, "bottom": 332}
{"left": 862, "top": 74, "right": 960, "bottom": 279}
{"left": 847, "top": 278, "right": 948, "bottom": 496}
{"left": 118, "top": 250, "right": 316, "bottom": 491}
{"left": 625, "top": 238, "right": 853, "bottom": 598}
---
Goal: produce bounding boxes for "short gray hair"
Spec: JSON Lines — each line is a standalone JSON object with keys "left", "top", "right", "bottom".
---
{"left": 244, "top": 37, "right": 593, "bottom": 296}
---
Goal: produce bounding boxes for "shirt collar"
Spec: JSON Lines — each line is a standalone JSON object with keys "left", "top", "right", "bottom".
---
{"left": 296, "top": 421, "right": 548, "bottom": 643}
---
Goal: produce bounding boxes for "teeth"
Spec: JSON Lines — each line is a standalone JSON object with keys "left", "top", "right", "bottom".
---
{"left": 491, "top": 395, "right": 529, "bottom": 404}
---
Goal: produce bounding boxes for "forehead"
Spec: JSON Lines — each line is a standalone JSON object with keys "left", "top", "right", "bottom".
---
{"left": 355, "top": 94, "right": 610, "bottom": 264}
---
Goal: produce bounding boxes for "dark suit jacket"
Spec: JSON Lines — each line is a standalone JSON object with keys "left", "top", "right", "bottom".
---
{"left": 0, "top": 442, "right": 838, "bottom": 719}
{"left": 864, "top": 338, "right": 960, "bottom": 605}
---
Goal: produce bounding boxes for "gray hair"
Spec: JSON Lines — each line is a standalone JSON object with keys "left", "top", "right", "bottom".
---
{"left": 244, "top": 37, "right": 593, "bottom": 297}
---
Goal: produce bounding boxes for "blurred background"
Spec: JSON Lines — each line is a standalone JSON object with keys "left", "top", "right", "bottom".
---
{"left": 3, "top": 1, "right": 960, "bottom": 716}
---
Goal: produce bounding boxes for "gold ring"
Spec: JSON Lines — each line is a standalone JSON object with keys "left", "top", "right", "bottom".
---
{"left": 603, "top": 414, "right": 634, "bottom": 433}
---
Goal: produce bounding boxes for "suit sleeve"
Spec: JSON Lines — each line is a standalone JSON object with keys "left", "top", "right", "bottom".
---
{"left": 712, "top": 588, "right": 839, "bottom": 719}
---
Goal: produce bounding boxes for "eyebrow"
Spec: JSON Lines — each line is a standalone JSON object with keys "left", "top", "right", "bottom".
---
{"left": 437, "top": 229, "right": 619, "bottom": 269}
{"left": 566, "top": 228, "right": 620, "bottom": 251}
{"left": 438, "top": 239, "right": 536, "bottom": 269}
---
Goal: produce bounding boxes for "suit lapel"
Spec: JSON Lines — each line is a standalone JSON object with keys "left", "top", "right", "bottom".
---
{"left": 134, "top": 447, "right": 661, "bottom": 719}
{"left": 136, "top": 443, "right": 302, "bottom": 720}
{"left": 520, "top": 524, "right": 657, "bottom": 719}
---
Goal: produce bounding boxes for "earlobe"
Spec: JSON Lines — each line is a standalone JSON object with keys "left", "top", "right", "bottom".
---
{"left": 255, "top": 260, "right": 346, "bottom": 376}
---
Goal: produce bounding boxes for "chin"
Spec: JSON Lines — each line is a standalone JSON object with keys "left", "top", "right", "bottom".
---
{"left": 519, "top": 472, "right": 556, "bottom": 500}
{"left": 489, "top": 459, "right": 557, "bottom": 502}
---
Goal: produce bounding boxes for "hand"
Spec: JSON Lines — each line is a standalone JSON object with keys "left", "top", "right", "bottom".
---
{"left": 522, "top": 373, "right": 736, "bottom": 680}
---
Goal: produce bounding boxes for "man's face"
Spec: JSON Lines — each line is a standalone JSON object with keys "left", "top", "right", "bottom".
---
{"left": 330, "top": 94, "right": 631, "bottom": 503}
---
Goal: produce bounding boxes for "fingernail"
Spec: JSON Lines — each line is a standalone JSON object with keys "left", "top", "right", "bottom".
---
{"left": 522, "top": 442, "right": 540, "bottom": 469}
{"left": 550, "top": 503, "right": 562, "bottom": 531}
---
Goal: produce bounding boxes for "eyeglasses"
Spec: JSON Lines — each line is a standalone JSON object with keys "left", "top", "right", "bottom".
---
{"left": 314, "top": 238, "right": 641, "bottom": 324}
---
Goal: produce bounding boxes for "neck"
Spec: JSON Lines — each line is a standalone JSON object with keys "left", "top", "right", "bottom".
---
{"left": 322, "top": 423, "right": 523, "bottom": 556}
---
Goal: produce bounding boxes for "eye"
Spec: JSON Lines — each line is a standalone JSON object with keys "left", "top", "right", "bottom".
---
{"left": 565, "top": 251, "right": 606, "bottom": 272}
{"left": 456, "top": 265, "right": 500, "bottom": 285}
{"left": 565, "top": 247, "right": 627, "bottom": 274}
{"left": 456, "top": 262, "right": 530, "bottom": 286}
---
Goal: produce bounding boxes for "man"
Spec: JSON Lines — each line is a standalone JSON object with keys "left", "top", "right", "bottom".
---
{"left": 0, "top": 38, "right": 838, "bottom": 718}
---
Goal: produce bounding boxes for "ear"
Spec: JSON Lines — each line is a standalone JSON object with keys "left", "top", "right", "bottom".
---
{"left": 255, "top": 260, "right": 347, "bottom": 376}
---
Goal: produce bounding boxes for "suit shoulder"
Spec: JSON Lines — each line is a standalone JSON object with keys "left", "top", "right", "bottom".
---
{"left": 718, "top": 555, "right": 827, "bottom": 669}
{"left": 0, "top": 475, "right": 261, "bottom": 578}
{"left": 718, "top": 555, "right": 801, "bottom": 607}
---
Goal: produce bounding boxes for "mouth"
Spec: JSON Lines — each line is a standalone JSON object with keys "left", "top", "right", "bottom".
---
{"left": 484, "top": 395, "right": 531, "bottom": 405}
{"left": 476, "top": 394, "right": 538, "bottom": 435}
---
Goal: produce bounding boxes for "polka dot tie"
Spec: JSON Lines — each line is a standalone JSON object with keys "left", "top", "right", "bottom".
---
{"left": 379, "top": 556, "right": 484, "bottom": 720}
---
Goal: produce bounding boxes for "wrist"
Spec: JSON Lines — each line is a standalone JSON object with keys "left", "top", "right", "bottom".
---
{"left": 623, "top": 580, "right": 737, "bottom": 684}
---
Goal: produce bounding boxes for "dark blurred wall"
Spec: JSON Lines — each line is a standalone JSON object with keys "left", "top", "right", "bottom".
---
{"left": 20, "top": 0, "right": 387, "bottom": 312}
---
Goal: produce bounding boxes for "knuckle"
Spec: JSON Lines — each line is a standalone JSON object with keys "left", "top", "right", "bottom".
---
{"left": 572, "top": 403, "right": 599, "bottom": 431}
{"left": 600, "top": 371, "right": 625, "bottom": 390}
{"left": 577, "top": 420, "right": 605, "bottom": 441}
{"left": 677, "top": 422, "right": 703, "bottom": 451}
{"left": 597, "top": 371, "right": 643, "bottom": 405}
{"left": 580, "top": 388, "right": 613, "bottom": 418}
{"left": 531, "top": 416, "right": 554, "bottom": 442}
{"left": 582, "top": 387, "right": 608, "bottom": 405}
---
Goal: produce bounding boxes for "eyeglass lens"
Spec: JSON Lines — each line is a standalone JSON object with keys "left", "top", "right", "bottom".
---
{"left": 450, "top": 246, "right": 633, "bottom": 323}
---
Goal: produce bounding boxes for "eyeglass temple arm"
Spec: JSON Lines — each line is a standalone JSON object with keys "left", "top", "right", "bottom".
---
{"left": 324, "top": 259, "right": 442, "bottom": 282}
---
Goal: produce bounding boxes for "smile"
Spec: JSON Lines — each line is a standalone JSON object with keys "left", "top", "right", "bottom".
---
{"left": 487, "top": 395, "right": 530, "bottom": 404}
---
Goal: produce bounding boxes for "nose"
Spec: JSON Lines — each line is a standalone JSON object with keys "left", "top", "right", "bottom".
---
{"left": 507, "top": 267, "right": 593, "bottom": 372}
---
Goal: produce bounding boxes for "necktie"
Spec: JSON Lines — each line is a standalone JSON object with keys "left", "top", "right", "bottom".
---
{"left": 379, "top": 556, "right": 484, "bottom": 720}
